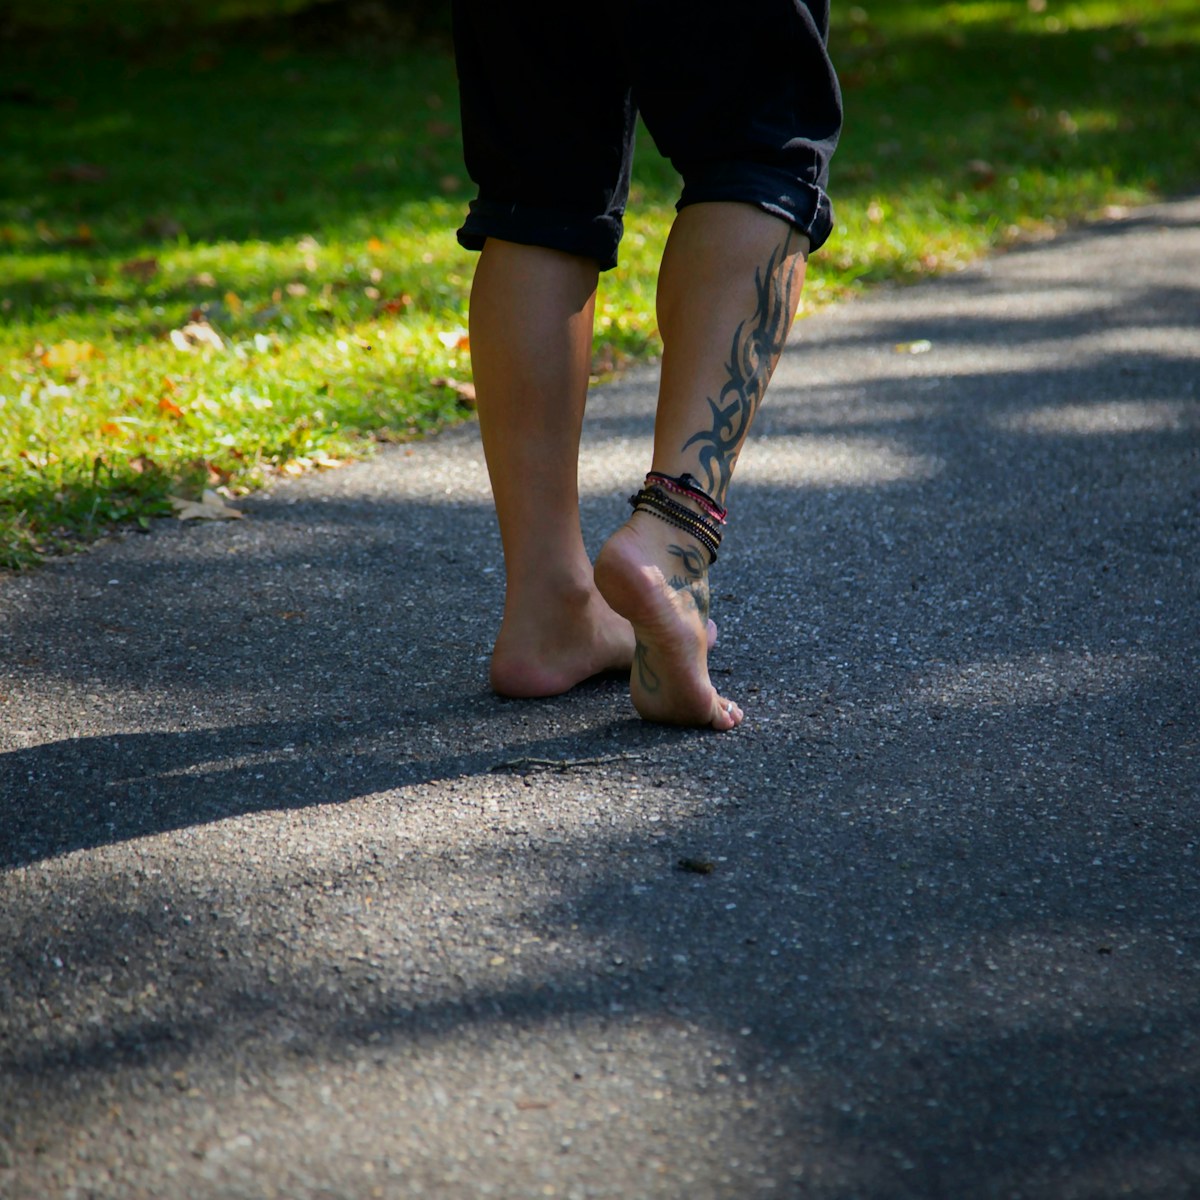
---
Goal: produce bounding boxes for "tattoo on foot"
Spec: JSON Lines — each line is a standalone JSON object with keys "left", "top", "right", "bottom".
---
{"left": 633, "top": 639, "right": 661, "bottom": 694}
{"left": 683, "top": 228, "right": 803, "bottom": 499}
{"left": 666, "top": 542, "right": 711, "bottom": 620}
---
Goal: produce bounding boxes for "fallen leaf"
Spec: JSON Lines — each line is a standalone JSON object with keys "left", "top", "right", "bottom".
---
{"left": 430, "top": 377, "right": 476, "bottom": 408}
{"left": 169, "top": 490, "right": 244, "bottom": 521}
{"left": 189, "top": 271, "right": 217, "bottom": 288}
{"left": 41, "top": 340, "right": 98, "bottom": 369}
{"left": 224, "top": 291, "right": 243, "bottom": 315}
{"left": 436, "top": 328, "right": 470, "bottom": 351}
{"left": 379, "top": 294, "right": 412, "bottom": 315}
{"left": 158, "top": 395, "right": 184, "bottom": 416}
{"left": 367, "top": 237, "right": 386, "bottom": 254}
{"left": 285, "top": 281, "right": 308, "bottom": 297}
{"left": 169, "top": 321, "right": 224, "bottom": 352}
{"left": 120, "top": 256, "right": 159, "bottom": 281}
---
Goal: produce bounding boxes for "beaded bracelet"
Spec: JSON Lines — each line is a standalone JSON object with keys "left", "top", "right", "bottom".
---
{"left": 644, "top": 471, "right": 728, "bottom": 525}
{"left": 629, "top": 486, "right": 723, "bottom": 563}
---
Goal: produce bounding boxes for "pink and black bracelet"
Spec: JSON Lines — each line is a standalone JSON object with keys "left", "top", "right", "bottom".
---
{"left": 644, "top": 471, "right": 727, "bottom": 525}
{"left": 629, "top": 484, "right": 723, "bottom": 563}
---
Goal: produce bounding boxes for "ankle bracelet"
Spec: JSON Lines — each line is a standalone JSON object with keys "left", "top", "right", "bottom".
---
{"left": 644, "top": 471, "right": 728, "bottom": 525}
{"left": 629, "top": 485, "right": 723, "bottom": 563}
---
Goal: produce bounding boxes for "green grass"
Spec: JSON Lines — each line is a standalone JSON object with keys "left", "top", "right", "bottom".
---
{"left": 2, "top": 0, "right": 1198, "bottom": 568}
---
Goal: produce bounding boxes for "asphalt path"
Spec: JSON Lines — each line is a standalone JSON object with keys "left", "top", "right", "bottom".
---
{"left": 2, "top": 196, "right": 1198, "bottom": 1199}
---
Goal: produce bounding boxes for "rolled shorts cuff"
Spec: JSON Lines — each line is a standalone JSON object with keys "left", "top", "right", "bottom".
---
{"left": 678, "top": 164, "right": 835, "bottom": 254}
{"left": 457, "top": 198, "right": 625, "bottom": 271}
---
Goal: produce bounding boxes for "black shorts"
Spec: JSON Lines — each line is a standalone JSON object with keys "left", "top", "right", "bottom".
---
{"left": 451, "top": 0, "right": 842, "bottom": 271}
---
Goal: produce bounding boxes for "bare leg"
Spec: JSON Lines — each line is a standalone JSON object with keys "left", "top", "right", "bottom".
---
{"left": 595, "top": 203, "right": 808, "bottom": 730}
{"left": 469, "top": 239, "right": 635, "bottom": 697}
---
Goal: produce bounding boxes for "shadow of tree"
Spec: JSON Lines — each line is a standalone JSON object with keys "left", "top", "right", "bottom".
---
{"left": 1, "top": 204, "right": 1198, "bottom": 1196}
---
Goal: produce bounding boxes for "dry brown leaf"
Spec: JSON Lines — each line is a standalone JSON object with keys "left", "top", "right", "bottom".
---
{"left": 41, "top": 340, "right": 98, "bottom": 369}
{"left": 120, "top": 256, "right": 160, "bottom": 281}
{"left": 169, "top": 321, "right": 224, "bottom": 353}
{"left": 169, "top": 490, "right": 244, "bottom": 521}
{"left": 430, "top": 377, "right": 477, "bottom": 408}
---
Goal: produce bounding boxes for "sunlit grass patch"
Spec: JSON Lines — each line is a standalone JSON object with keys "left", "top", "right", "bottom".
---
{"left": 2, "top": 0, "right": 1198, "bottom": 568}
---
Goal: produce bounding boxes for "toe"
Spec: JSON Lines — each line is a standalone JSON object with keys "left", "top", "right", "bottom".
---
{"left": 711, "top": 695, "right": 743, "bottom": 732}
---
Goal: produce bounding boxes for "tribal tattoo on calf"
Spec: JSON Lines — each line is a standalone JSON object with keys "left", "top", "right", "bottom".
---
{"left": 682, "top": 228, "right": 804, "bottom": 500}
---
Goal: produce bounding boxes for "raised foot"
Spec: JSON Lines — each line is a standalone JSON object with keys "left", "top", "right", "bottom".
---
{"left": 594, "top": 516, "right": 743, "bottom": 731}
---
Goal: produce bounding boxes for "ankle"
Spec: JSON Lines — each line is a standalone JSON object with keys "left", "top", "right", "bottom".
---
{"left": 644, "top": 470, "right": 727, "bottom": 525}
{"left": 628, "top": 482, "right": 723, "bottom": 564}
{"left": 502, "top": 567, "right": 601, "bottom": 619}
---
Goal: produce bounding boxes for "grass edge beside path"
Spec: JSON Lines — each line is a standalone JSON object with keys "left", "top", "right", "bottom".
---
{"left": 2, "top": 0, "right": 1198, "bottom": 570}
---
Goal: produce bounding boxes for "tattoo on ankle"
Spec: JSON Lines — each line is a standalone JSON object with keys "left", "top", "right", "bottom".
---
{"left": 683, "top": 228, "right": 803, "bottom": 499}
{"left": 666, "top": 543, "right": 711, "bottom": 620}
{"left": 633, "top": 639, "right": 661, "bottom": 693}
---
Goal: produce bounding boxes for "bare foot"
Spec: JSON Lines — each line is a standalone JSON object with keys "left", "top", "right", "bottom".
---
{"left": 594, "top": 513, "right": 743, "bottom": 731}
{"left": 490, "top": 584, "right": 636, "bottom": 698}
